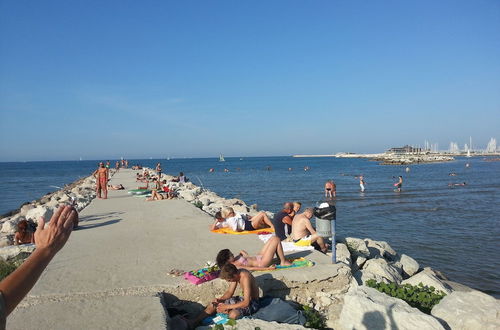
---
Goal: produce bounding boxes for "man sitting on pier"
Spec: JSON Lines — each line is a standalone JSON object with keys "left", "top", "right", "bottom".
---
{"left": 188, "top": 263, "right": 260, "bottom": 326}
{"left": 291, "top": 208, "right": 328, "bottom": 253}
{"left": 271, "top": 202, "right": 294, "bottom": 240}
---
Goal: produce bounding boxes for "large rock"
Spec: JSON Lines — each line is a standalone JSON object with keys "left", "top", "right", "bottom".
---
{"left": 0, "top": 236, "right": 13, "bottom": 248}
{"left": 402, "top": 269, "right": 452, "bottom": 294}
{"left": 0, "top": 244, "right": 36, "bottom": 261}
{"left": 339, "top": 286, "right": 444, "bottom": 330}
{"left": 25, "top": 206, "right": 54, "bottom": 223}
{"left": 399, "top": 254, "right": 420, "bottom": 277}
{"left": 178, "top": 191, "right": 196, "bottom": 202}
{"left": 431, "top": 290, "right": 500, "bottom": 330}
{"left": 336, "top": 243, "right": 352, "bottom": 266}
{"left": 197, "top": 196, "right": 212, "bottom": 206}
{"left": 355, "top": 258, "right": 403, "bottom": 285}
{"left": 232, "top": 204, "right": 250, "bottom": 214}
{"left": 1, "top": 219, "right": 21, "bottom": 234}
{"left": 365, "top": 239, "right": 397, "bottom": 260}
{"left": 345, "top": 237, "right": 370, "bottom": 258}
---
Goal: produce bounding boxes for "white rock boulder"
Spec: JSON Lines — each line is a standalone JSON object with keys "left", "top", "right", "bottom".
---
{"left": 355, "top": 258, "right": 403, "bottom": 285}
{"left": 365, "top": 239, "right": 397, "bottom": 260}
{"left": 402, "top": 269, "right": 452, "bottom": 294}
{"left": 339, "top": 286, "right": 444, "bottom": 330}
{"left": 399, "top": 254, "right": 420, "bottom": 277}
{"left": 25, "top": 206, "right": 54, "bottom": 223}
{"left": 345, "top": 237, "right": 370, "bottom": 258}
{"left": 0, "top": 244, "right": 36, "bottom": 261}
{"left": 1, "top": 219, "right": 20, "bottom": 234}
{"left": 431, "top": 290, "right": 500, "bottom": 330}
{"left": 336, "top": 243, "right": 352, "bottom": 266}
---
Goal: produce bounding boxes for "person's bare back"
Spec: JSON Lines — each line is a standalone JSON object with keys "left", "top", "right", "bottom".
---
{"left": 291, "top": 212, "right": 315, "bottom": 240}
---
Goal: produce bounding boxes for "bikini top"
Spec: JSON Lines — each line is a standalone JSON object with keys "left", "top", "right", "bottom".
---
{"left": 233, "top": 255, "right": 248, "bottom": 267}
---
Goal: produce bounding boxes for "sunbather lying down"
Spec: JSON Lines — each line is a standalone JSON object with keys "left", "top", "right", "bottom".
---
{"left": 210, "top": 207, "right": 275, "bottom": 232}
{"left": 108, "top": 184, "right": 124, "bottom": 190}
{"left": 216, "top": 236, "right": 292, "bottom": 271}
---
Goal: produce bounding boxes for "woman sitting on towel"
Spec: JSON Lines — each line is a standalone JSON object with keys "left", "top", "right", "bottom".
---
{"left": 211, "top": 207, "right": 275, "bottom": 232}
{"left": 216, "top": 236, "right": 292, "bottom": 271}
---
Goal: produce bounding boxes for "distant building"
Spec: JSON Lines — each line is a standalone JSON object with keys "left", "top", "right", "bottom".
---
{"left": 387, "top": 145, "right": 423, "bottom": 154}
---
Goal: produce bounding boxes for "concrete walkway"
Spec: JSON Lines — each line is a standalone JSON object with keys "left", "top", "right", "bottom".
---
{"left": 7, "top": 169, "right": 338, "bottom": 329}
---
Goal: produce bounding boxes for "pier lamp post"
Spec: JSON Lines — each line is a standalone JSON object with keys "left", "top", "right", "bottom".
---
{"left": 314, "top": 201, "right": 337, "bottom": 264}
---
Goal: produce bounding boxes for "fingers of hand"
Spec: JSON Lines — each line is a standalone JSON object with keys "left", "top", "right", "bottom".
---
{"left": 63, "top": 209, "right": 78, "bottom": 231}
{"left": 50, "top": 206, "right": 66, "bottom": 226}
{"left": 57, "top": 205, "right": 72, "bottom": 227}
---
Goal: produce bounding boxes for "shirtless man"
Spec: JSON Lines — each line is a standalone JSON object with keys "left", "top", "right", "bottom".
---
{"left": 394, "top": 176, "right": 403, "bottom": 192}
{"left": 93, "top": 162, "right": 108, "bottom": 199}
{"left": 325, "top": 180, "right": 336, "bottom": 198}
{"left": 189, "top": 264, "right": 260, "bottom": 326}
{"left": 291, "top": 208, "right": 328, "bottom": 253}
{"left": 359, "top": 176, "right": 366, "bottom": 192}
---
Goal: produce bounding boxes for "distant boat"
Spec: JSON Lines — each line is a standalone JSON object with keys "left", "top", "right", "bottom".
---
{"left": 219, "top": 154, "right": 225, "bottom": 162}
{"left": 79, "top": 157, "right": 82, "bottom": 161}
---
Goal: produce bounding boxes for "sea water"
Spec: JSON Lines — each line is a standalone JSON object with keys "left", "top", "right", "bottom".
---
{"left": 0, "top": 156, "right": 499, "bottom": 297}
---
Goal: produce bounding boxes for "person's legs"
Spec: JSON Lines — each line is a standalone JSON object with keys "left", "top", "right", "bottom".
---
{"left": 189, "top": 303, "right": 216, "bottom": 327}
{"left": 311, "top": 233, "right": 328, "bottom": 253}
{"left": 259, "top": 236, "right": 292, "bottom": 266}
{"left": 250, "top": 212, "right": 274, "bottom": 230}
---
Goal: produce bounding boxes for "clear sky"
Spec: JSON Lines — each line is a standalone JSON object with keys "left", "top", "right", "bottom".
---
{"left": 0, "top": 0, "right": 499, "bottom": 161}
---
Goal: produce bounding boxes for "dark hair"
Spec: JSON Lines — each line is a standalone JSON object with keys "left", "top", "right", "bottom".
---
{"left": 216, "top": 249, "right": 233, "bottom": 269}
{"left": 220, "top": 263, "right": 239, "bottom": 280}
{"left": 179, "top": 172, "right": 184, "bottom": 176}
{"left": 17, "top": 220, "right": 28, "bottom": 231}
{"left": 215, "top": 211, "right": 222, "bottom": 219}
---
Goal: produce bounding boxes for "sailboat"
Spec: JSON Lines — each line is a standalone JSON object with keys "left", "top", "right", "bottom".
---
{"left": 219, "top": 154, "right": 225, "bottom": 162}
{"left": 466, "top": 137, "right": 472, "bottom": 158}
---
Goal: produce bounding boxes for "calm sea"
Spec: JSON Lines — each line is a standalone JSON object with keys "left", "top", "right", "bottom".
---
{"left": 0, "top": 156, "right": 499, "bottom": 297}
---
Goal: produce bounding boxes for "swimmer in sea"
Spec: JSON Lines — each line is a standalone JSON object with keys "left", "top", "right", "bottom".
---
{"left": 325, "top": 180, "right": 336, "bottom": 198}
{"left": 448, "top": 182, "right": 466, "bottom": 187}
{"left": 394, "top": 176, "right": 403, "bottom": 192}
{"left": 359, "top": 176, "right": 366, "bottom": 192}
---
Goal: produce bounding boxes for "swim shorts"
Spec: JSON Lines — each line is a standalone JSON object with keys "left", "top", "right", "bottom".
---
{"left": 223, "top": 296, "right": 260, "bottom": 316}
{"left": 293, "top": 235, "right": 312, "bottom": 246}
{"left": 243, "top": 220, "right": 255, "bottom": 231}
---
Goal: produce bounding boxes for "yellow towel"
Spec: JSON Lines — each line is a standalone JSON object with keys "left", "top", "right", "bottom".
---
{"left": 211, "top": 227, "right": 274, "bottom": 235}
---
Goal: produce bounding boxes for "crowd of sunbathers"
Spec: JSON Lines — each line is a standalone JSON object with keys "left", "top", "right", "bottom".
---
{"left": 210, "top": 202, "right": 328, "bottom": 253}
{"left": 181, "top": 201, "right": 330, "bottom": 327}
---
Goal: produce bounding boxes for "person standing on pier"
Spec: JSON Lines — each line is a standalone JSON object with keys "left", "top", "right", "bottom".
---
{"left": 93, "top": 162, "right": 108, "bottom": 199}
{"left": 156, "top": 163, "right": 162, "bottom": 180}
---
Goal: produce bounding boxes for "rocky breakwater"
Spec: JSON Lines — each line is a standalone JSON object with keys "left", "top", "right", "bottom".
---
{"left": 373, "top": 153, "right": 455, "bottom": 165}
{"left": 0, "top": 174, "right": 99, "bottom": 263}
{"left": 154, "top": 168, "right": 499, "bottom": 329}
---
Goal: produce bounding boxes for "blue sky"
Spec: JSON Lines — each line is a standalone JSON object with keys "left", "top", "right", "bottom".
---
{"left": 1, "top": 0, "right": 499, "bottom": 161}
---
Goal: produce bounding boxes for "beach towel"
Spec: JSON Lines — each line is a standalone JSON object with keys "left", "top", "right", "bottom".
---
{"left": 184, "top": 266, "right": 220, "bottom": 285}
{"left": 258, "top": 234, "right": 314, "bottom": 252}
{"left": 211, "top": 227, "right": 274, "bottom": 235}
{"left": 275, "top": 257, "right": 314, "bottom": 269}
{"left": 201, "top": 313, "right": 230, "bottom": 326}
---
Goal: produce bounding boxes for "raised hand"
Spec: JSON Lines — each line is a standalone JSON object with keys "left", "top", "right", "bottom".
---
{"left": 35, "top": 205, "right": 77, "bottom": 256}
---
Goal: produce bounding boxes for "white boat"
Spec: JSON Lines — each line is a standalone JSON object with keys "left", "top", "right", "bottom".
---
{"left": 219, "top": 154, "right": 225, "bottom": 162}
